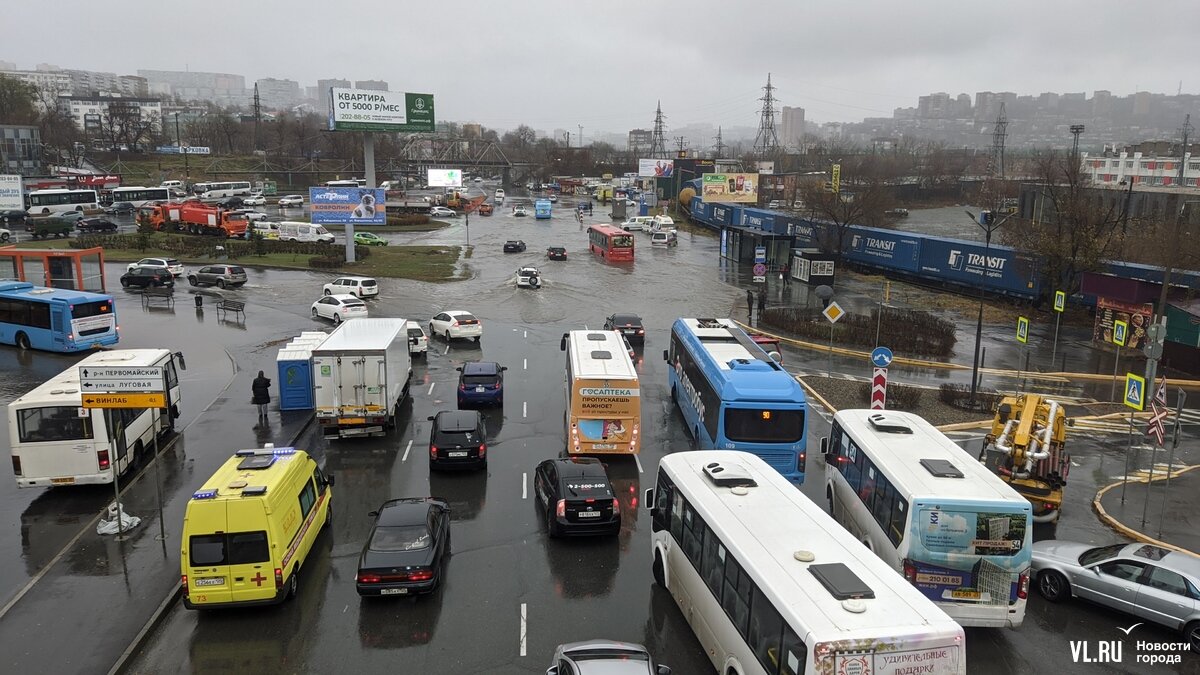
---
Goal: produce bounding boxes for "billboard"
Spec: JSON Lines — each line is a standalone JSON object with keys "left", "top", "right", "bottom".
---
{"left": 0, "top": 175, "right": 23, "bottom": 211}
{"left": 308, "top": 187, "right": 386, "bottom": 225}
{"left": 756, "top": 161, "right": 775, "bottom": 174}
{"left": 156, "top": 146, "right": 211, "bottom": 155}
{"left": 426, "top": 169, "right": 463, "bottom": 188}
{"left": 638, "top": 159, "right": 674, "bottom": 177}
{"left": 328, "top": 89, "right": 435, "bottom": 132}
{"left": 701, "top": 173, "right": 758, "bottom": 203}
{"left": 1093, "top": 298, "right": 1152, "bottom": 349}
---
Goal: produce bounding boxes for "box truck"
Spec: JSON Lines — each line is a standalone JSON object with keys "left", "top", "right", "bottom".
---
{"left": 312, "top": 318, "right": 413, "bottom": 439}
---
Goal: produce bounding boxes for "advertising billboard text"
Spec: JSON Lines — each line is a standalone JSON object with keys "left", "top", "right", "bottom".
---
{"left": 638, "top": 159, "right": 674, "bottom": 178}
{"left": 0, "top": 175, "right": 24, "bottom": 211}
{"left": 308, "top": 187, "right": 386, "bottom": 225}
{"left": 701, "top": 173, "right": 758, "bottom": 203}
{"left": 328, "top": 89, "right": 435, "bottom": 132}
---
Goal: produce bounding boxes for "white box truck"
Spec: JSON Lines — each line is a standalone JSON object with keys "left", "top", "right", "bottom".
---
{"left": 312, "top": 318, "right": 413, "bottom": 439}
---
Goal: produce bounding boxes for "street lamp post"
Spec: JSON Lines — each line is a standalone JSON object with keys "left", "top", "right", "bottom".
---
{"left": 174, "top": 112, "right": 189, "bottom": 186}
{"left": 964, "top": 209, "right": 1014, "bottom": 407}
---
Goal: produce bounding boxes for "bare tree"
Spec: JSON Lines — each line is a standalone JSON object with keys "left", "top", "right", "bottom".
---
{"left": 0, "top": 75, "right": 39, "bottom": 124}
{"left": 797, "top": 156, "right": 897, "bottom": 258}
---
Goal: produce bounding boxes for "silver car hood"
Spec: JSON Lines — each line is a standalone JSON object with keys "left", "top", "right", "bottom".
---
{"left": 1032, "top": 540, "right": 1093, "bottom": 566}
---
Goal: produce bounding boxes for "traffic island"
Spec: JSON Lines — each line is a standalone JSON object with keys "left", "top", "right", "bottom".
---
{"left": 798, "top": 375, "right": 993, "bottom": 427}
{"left": 1093, "top": 465, "right": 1200, "bottom": 556}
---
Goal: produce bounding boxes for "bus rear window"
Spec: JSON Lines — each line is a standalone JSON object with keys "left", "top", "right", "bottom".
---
{"left": 71, "top": 300, "right": 113, "bottom": 319}
{"left": 189, "top": 531, "right": 270, "bottom": 566}
{"left": 918, "top": 509, "right": 1028, "bottom": 556}
{"left": 724, "top": 408, "right": 804, "bottom": 443}
{"left": 17, "top": 407, "right": 94, "bottom": 443}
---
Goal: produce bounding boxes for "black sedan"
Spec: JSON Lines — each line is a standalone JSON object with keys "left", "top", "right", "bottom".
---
{"left": 120, "top": 267, "right": 174, "bottom": 289}
{"left": 76, "top": 217, "right": 119, "bottom": 233}
{"left": 533, "top": 457, "right": 621, "bottom": 537}
{"left": 604, "top": 313, "right": 645, "bottom": 344}
{"left": 0, "top": 209, "right": 27, "bottom": 225}
{"left": 356, "top": 498, "right": 450, "bottom": 597}
{"left": 503, "top": 240, "right": 527, "bottom": 253}
{"left": 104, "top": 201, "right": 136, "bottom": 215}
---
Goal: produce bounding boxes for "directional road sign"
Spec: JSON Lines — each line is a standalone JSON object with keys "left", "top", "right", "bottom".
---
{"left": 1112, "top": 320, "right": 1128, "bottom": 347}
{"left": 1123, "top": 373, "right": 1145, "bottom": 411}
{"left": 871, "top": 346, "right": 893, "bottom": 368}
{"left": 822, "top": 301, "right": 845, "bottom": 324}
{"left": 81, "top": 393, "right": 166, "bottom": 409}
{"left": 79, "top": 366, "right": 164, "bottom": 393}
{"left": 1016, "top": 316, "right": 1029, "bottom": 344}
{"left": 1054, "top": 290, "right": 1066, "bottom": 313}
{"left": 871, "top": 367, "right": 888, "bottom": 410}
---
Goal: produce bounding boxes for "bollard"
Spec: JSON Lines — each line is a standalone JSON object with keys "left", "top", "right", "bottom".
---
{"left": 194, "top": 294, "right": 203, "bottom": 308}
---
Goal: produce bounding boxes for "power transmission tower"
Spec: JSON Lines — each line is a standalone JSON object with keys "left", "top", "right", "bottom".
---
{"left": 1177, "top": 114, "right": 1193, "bottom": 186}
{"left": 252, "top": 83, "right": 262, "bottom": 151}
{"left": 980, "top": 103, "right": 1007, "bottom": 209}
{"left": 752, "top": 74, "right": 780, "bottom": 160}
{"left": 648, "top": 101, "right": 668, "bottom": 159}
{"left": 714, "top": 127, "right": 725, "bottom": 158}
{"left": 674, "top": 136, "right": 686, "bottom": 155}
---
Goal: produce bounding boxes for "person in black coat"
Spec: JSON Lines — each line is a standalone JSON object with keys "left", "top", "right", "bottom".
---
{"left": 251, "top": 370, "right": 271, "bottom": 419}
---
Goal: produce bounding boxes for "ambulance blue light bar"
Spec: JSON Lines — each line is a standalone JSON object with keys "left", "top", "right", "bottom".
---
{"left": 192, "top": 489, "right": 219, "bottom": 500}
{"left": 235, "top": 446, "right": 297, "bottom": 457}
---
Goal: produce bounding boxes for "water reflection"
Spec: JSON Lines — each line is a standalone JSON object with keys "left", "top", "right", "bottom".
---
{"left": 357, "top": 592, "right": 442, "bottom": 649}
{"left": 428, "top": 470, "right": 487, "bottom": 522}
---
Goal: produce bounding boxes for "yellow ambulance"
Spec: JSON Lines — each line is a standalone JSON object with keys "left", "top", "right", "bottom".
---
{"left": 180, "top": 445, "right": 333, "bottom": 609}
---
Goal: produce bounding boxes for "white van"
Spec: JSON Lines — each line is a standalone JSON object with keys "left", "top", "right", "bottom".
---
{"left": 621, "top": 216, "right": 655, "bottom": 232}
{"left": 277, "top": 221, "right": 334, "bottom": 244}
{"left": 160, "top": 180, "right": 184, "bottom": 190}
{"left": 250, "top": 221, "right": 279, "bottom": 239}
{"left": 651, "top": 215, "right": 675, "bottom": 232}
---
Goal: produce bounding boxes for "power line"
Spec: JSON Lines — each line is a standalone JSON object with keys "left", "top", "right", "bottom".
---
{"left": 753, "top": 73, "right": 780, "bottom": 159}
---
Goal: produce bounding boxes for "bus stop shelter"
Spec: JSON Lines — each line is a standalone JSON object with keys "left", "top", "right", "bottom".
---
{"left": 0, "top": 246, "right": 107, "bottom": 292}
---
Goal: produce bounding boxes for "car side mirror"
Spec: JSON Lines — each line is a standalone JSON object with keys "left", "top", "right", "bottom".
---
{"left": 455, "top": 366, "right": 463, "bottom": 372}
{"left": 546, "top": 668, "right": 559, "bottom": 675}
{"left": 325, "top": 474, "right": 335, "bottom": 487}
{"left": 501, "top": 366, "right": 508, "bottom": 371}
{"left": 368, "top": 510, "right": 378, "bottom": 518}
{"left": 656, "top": 667, "right": 672, "bottom": 675}
{"left": 560, "top": 333, "right": 569, "bottom": 351}
{"left": 427, "top": 415, "right": 436, "bottom": 421}
{"left": 644, "top": 488, "right": 654, "bottom": 510}
{"left": 662, "top": 349, "right": 669, "bottom": 362}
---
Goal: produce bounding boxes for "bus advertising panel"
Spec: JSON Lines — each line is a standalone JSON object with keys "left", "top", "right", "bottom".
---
{"left": 701, "top": 173, "right": 758, "bottom": 203}
{"left": 572, "top": 381, "right": 639, "bottom": 453}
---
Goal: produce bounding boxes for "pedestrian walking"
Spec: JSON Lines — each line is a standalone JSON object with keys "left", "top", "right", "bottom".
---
{"left": 746, "top": 289, "right": 755, "bottom": 318}
{"left": 251, "top": 370, "right": 271, "bottom": 419}
{"left": 757, "top": 290, "right": 767, "bottom": 315}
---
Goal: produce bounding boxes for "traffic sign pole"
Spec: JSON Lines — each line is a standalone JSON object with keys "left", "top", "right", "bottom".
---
{"left": 1110, "top": 345, "right": 1121, "bottom": 402}
{"left": 1051, "top": 290, "right": 1065, "bottom": 370}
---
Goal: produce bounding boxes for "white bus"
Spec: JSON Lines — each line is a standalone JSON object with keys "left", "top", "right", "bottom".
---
{"left": 822, "top": 410, "right": 1033, "bottom": 628}
{"left": 559, "top": 330, "right": 641, "bottom": 455}
{"left": 646, "top": 451, "right": 965, "bottom": 675}
{"left": 9, "top": 349, "right": 186, "bottom": 488}
{"left": 325, "top": 179, "right": 365, "bottom": 187}
{"left": 110, "top": 186, "right": 172, "bottom": 208}
{"left": 192, "top": 181, "right": 252, "bottom": 199}
{"left": 26, "top": 189, "right": 99, "bottom": 216}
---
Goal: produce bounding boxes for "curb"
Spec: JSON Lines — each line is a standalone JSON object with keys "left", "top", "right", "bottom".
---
{"left": 108, "top": 412, "right": 317, "bottom": 675}
{"left": 796, "top": 376, "right": 839, "bottom": 415}
{"left": 1091, "top": 464, "right": 1200, "bottom": 557}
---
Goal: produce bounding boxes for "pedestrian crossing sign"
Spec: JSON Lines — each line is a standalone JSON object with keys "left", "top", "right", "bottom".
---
{"left": 1123, "top": 373, "right": 1145, "bottom": 411}
{"left": 1016, "top": 316, "right": 1029, "bottom": 344}
{"left": 1112, "top": 320, "right": 1128, "bottom": 347}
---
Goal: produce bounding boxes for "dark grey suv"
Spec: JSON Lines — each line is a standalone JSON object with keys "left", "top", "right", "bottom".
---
{"left": 187, "top": 265, "right": 247, "bottom": 289}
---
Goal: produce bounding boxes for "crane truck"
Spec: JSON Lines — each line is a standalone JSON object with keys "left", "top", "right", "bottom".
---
{"left": 136, "top": 202, "right": 249, "bottom": 238}
{"left": 979, "top": 393, "right": 1071, "bottom": 523}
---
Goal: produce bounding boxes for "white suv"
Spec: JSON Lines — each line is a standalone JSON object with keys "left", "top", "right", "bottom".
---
{"left": 127, "top": 257, "right": 185, "bottom": 277}
{"left": 322, "top": 276, "right": 379, "bottom": 298}
{"left": 405, "top": 320, "right": 428, "bottom": 356}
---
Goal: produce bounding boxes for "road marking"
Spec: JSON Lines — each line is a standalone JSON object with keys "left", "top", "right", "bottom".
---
{"left": 520, "top": 603, "right": 527, "bottom": 656}
{"left": 443, "top": 344, "right": 450, "bottom": 355}
{"left": 402, "top": 440, "right": 412, "bottom": 462}
{"left": 634, "top": 453, "right": 644, "bottom": 473}
{"left": 523, "top": 330, "right": 527, "bottom": 339}
{"left": 427, "top": 382, "right": 435, "bottom": 395}
{"left": 523, "top": 401, "right": 528, "bottom": 418}
{"left": 523, "top": 358, "right": 527, "bottom": 370}
{"left": 522, "top": 473, "right": 528, "bottom": 499}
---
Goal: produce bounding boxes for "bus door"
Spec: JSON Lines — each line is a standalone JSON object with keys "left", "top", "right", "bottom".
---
{"left": 107, "top": 409, "right": 129, "bottom": 471}
{"left": 49, "top": 305, "right": 66, "bottom": 349}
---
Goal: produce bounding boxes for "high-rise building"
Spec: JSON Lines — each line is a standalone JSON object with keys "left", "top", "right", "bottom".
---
{"left": 138, "top": 70, "right": 248, "bottom": 106}
{"left": 1, "top": 68, "right": 72, "bottom": 98}
{"left": 255, "top": 78, "right": 301, "bottom": 110}
{"left": 354, "top": 80, "right": 388, "bottom": 91}
{"left": 317, "top": 78, "right": 352, "bottom": 112}
{"left": 781, "top": 106, "right": 806, "bottom": 150}
{"left": 627, "top": 128, "right": 652, "bottom": 152}
{"left": 917, "top": 92, "right": 953, "bottom": 119}
{"left": 0, "top": 124, "right": 42, "bottom": 176}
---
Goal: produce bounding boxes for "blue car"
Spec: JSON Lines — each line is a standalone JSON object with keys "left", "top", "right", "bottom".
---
{"left": 456, "top": 361, "right": 506, "bottom": 407}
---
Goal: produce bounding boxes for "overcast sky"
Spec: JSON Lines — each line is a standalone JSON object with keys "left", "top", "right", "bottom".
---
{"left": 4, "top": 1, "right": 1194, "bottom": 138}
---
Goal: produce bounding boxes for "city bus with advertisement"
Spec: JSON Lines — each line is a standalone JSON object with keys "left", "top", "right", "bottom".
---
{"left": 9, "top": 348, "right": 186, "bottom": 488}
{"left": 645, "top": 450, "right": 966, "bottom": 675}
{"left": 192, "top": 181, "right": 253, "bottom": 199}
{"left": 560, "top": 329, "right": 641, "bottom": 455}
{"left": 822, "top": 409, "right": 1033, "bottom": 628}
{"left": 665, "top": 317, "right": 807, "bottom": 483}
{"left": 110, "top": 186, "right": 172, "bottom": 208}
{"left": 0, "top": 282, "right": 118, "bottom": 352}
{"left": 26, "top": 189, "right": 99, "bottom": 216}
{"left": 586, "top": 224, "right": 635, "bottom": 261}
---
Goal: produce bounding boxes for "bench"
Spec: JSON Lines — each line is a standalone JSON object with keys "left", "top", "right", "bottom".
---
{"left": 140, "top": 285, "right": 175, "bottom": 308}
{"left": 215, "top": 299, "right": 246, "bottom": 321}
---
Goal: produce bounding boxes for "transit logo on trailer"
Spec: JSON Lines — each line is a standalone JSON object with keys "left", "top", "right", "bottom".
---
{"left": 948, "top": 249, "right": 1007, "bottom": 274}
{"left": 853, "top": 234, "right": 897, "bottom": 253}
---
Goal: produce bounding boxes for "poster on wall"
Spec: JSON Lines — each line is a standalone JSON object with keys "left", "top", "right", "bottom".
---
{"left": 701, "top": 173, "right": 758, "bottom": 203}
{"left": 1093, "top": 297, "right": 1152, "bottom": 349}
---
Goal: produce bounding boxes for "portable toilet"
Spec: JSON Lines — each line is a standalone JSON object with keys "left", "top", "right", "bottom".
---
{"left": 276, "top": 347, "right": 315, "bottom": 410}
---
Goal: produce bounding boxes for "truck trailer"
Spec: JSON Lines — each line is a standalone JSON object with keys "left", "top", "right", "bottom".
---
{"left": 311, "top": 318, "right": 413, "bottom": 439}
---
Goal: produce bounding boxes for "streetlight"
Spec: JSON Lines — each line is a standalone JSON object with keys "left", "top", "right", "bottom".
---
{"left": 964, "top": 208, "right": 1014, "bottom": 407}
{"left": 174, "top": 112, "right": 190, "bottom": 187}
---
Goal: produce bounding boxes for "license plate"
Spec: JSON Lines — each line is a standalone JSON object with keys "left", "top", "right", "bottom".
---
{"left": 623, "top": 329, "right": 634, "bottom": 333}
{"left": 448, "top": 451, "right": 468, "bottom": 457}
{"left": 475, "top": 386, "right": 485, "bottom": 393}
{"left": 341, "top": 417, "right": 366, "bottom": 424}
{"left": 195, "top": 577, "right": 224, "bottom": 587}
{"left": 577, "top": 511, "right": 601, "bottom": 518}
{"left": 950, "top": 589, "right": 981, "bottom": 600}
{"left": 380, "top": 588, "right": 409, "bottom": 595}
{"left": 593, "top": 443, "right": 616, "bottom": 450}
{"left": 51, "top": 477, "right": 75, "bottom": 485}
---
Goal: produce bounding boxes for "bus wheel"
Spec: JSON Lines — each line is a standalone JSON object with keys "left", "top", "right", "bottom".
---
{"left": 15, "top": 332, "right": 31, "bottom": 350}
{"left": 652, "top": 550, "right": 666, "bottom": 587}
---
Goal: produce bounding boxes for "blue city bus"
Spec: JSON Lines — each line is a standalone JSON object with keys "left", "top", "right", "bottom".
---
{"left": 535, "top": 199, "right": 552, "bottom": 219}
{"left": 665, "top": 317, "right": 807, "bottom": 483}
{"left": 0, "top": 282, "right": 119, "bottom": 352}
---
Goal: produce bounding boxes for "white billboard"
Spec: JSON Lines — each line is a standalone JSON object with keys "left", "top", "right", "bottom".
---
{"left": 638, "top": 159, "right": 674, "bottom": 178}
{"left": 426, "top": 169, "right": 463, "bottom": 188}
{"left": 0, "top": 175, "right": 23, "bottom": 211}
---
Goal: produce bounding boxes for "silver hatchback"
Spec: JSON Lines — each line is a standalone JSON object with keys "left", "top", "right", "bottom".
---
{"left": 1032, "top": 541, "right": 1200, "bottom": 651}
{"left": 187, "top": 265, "right": 247, "bottom": 289}
{"left": 547, "top": 640, "right": 671, "bottom": 675}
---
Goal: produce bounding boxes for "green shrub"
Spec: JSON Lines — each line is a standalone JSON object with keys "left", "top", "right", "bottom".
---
{"left": 761, "top": 306, "right": 957, "bottom": 357}
{"left": 938, "top": 382, "right": 1001, "bottom": 412}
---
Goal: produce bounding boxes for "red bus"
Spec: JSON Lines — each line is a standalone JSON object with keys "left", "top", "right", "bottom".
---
{"left": 587, "top": 224, "right": 635, "bottom": 261}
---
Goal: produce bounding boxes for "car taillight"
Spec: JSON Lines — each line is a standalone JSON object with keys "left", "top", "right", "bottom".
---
{"left": 478, "top": 443, "right": 486, "bottom": 457}
{"left": 407, "top": 569, "right": 434, "bottom": 582}
{"left": 180, "top": 574, "right": 189, "bottom": 596}
{"left": 556, "top": 499, "right": 565, "bottom": 518}
{"left": 902, "top": 559, "right": 917, "bottom": 584}
{"left": 1018, "top": 572, "right": 1029, "bottom": 600}
{"left": 459, "top": 383, "right": 467, "bottom": 391}
{"left": 98, "top": 449, "right": 110, "bottom": 471}
{"left": 274, "top": 568, "right": 283, "bottom": 589}
{"left": 637, "top": 329, "right": 644, "bottom": 334}
{"left": 430, "top": 445, "right": 438, "bottom": 459}
{"left": 451, "top": 320, "right": 459, "bottom": 326}
{"left": 612, "top": 498, "right": 621, "bottom": 515}
{"left": 357, "top": 573, "right": 382, "bottom": 584}
{"left": 798, "top": 452, "right": 807, "bottom": 471}
{"left": 11, "top": 456, "right": 20, "bottom": 476}
{"left": 494, "top": 382, "right": 502, "bottom": 390}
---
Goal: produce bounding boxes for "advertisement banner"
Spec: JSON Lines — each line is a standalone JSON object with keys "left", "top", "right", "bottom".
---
{"left": 756, "top": 161, "right": 775, "bottom": 175}
{"left": 308, "top": 187, "right": 386, "bottom": 225}
{"left": 328, "top": 89, "right": 435, "bottom": 132}
{"left": 0, "top": 175, "right": 23, "bottom": 211}
{"left": 638, "top": 159, "right": 674, "bottom": 178}
{"left": 701, "top": 173, "right": 758, "bottom": 203}
{"left": 426, "top": 169, "right": 463, "bottom": 188}
{"left": 1093, "top": 297, "right": 1152, "bottom": 349}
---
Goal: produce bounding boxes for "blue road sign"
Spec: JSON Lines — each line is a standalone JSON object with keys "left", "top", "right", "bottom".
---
{"left": 871, "top": 347, "right": 894, "bottom": 368}
{"left": 1124, "top": 373, "right": 1145, "bottom": 411}
{"left": 754, "top": 246, "right": 767, "bottom": 264}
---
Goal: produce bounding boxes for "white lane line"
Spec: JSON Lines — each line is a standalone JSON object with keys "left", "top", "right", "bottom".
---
{"left": 583, "top": 324, "right": 588, "bottom": 330}
{"left": 427, "top": 382, "right": 435, "bottom": 395}
{"left": 523, "top": 330, "right": 528, "bottom": 339}
{"left": 520, "top": 603, "right": 527, "bottom": 656}
{"left": 523, "top": 358, "right": 527, "bottom": 370}
{"left": 522, "top": 473, "right": 528, "bottom": 499}
{"left": 634, "top": 453, "right": 644, "bottom": 473}
{"left": 443, "top": 344, "right": 450, "bottom": 355}
{"left": 402, "top": 440, "right": 412, "bottom": 462}
{"left": 523, "top": 401, "right": 528, "bottom": 418}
